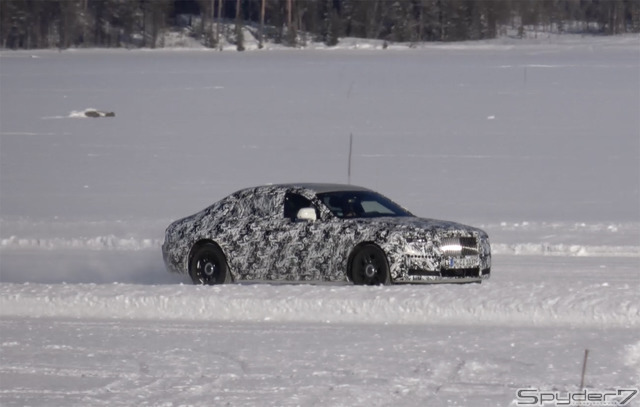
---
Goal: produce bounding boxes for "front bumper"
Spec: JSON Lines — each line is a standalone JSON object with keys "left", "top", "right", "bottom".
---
{"left": 393, "top": 264, "right": 491, "bottom": 283}
{"left": 391, "top": 234, "right": 491, "bottom": 283}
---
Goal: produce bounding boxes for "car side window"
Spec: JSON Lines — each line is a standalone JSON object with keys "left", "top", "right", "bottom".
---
{"left": 284, "top": 193, "right": 316, "bottom": 221}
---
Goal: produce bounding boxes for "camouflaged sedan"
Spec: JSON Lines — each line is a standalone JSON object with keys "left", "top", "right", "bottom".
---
{"left": 162, "top": 183, "right": 491, "bottom": 285}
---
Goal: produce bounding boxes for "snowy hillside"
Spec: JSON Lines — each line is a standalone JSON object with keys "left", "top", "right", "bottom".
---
{"left": 0, "top": 36, "right": 638, "bottom": 406}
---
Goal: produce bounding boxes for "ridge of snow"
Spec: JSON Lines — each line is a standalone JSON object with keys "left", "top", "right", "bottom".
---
{"left": 1, "top": 282, "right": 637, "bottom": 328}
{"left": 2, "top": 235, "right": 638, "bottom": 258}
{"left": 491, "top": 243, "right": 639, "bottom": 257}
{"left": 0, "top": 235, "right": 162, "bottom": 251}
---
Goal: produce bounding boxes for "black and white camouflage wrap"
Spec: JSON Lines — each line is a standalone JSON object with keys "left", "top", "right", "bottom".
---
{"left": 162, "top": 184, "right": 491, "bottom": 283}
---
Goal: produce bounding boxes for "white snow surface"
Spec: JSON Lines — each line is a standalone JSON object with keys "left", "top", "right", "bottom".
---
{"left": 1, "top": 36, "right": 639, "bottom": 406}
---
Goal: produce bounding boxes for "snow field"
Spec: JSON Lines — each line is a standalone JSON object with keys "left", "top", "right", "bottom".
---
{"left": 0, "top": 317, "right": 637, "bottom": 407}
{"left": 1, "top": 37, "right": 639, "bottom": 406}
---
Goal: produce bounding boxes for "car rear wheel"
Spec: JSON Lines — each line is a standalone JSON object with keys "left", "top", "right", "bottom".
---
{"left": 351, "top": 244, "right": 391, "bottom": 285}
{"left": 189, "top": 243, "right": 231, "bottom": 285}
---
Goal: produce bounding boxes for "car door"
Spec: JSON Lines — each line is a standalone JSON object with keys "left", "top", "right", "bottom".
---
{"left": 228, "top": 187, "right": 286, "bottom": 281}
{"left": 270, "top": 192, "right": 321, "bottom": 280}
{"left": 269, "top": 192, "right": 347, "bottom": 281}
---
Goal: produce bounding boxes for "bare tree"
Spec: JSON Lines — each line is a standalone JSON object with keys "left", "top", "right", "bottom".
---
{"left": 1, "top": 0, "right": 638, "bottom": 50}
{"left": 236, "top": 0, "right": 245, "bottom": 50}
{"left": 216, "top": 0, "right": 222, "bottom": 49}
{"left": 286, "top": 0, "right": 297, "bottom": 46}
{"left": 259, "top": 0, "right": 266, "bottom": 48}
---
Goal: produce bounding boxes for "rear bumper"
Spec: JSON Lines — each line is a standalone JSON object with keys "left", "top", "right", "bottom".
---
{"left": 162, "top": 242, "right": 183, "bottom": 275}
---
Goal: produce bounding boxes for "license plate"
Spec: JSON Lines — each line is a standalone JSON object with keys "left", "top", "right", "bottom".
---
{"left": 448, "top": 256, "right": 479, "bottom": 269}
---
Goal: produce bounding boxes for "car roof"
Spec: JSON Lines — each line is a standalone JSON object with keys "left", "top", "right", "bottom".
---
{"left": 272, "top": 183, "right": 372, "bottom": 194}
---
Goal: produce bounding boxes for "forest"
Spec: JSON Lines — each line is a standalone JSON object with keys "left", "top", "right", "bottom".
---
{"left": 2, "top": 0, "right": 639, "bottom": 50}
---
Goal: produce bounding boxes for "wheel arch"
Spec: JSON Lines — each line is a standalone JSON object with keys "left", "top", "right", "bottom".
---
{"left": 346, "top": 241, "right": 388, "bottom": 282}
{"left": 187, "top": 239, "right": 232, "bottom": 280}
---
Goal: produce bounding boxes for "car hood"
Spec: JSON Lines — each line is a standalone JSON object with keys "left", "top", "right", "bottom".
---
{"left": 350, "top": 216, "right": 488, "bottom": 238}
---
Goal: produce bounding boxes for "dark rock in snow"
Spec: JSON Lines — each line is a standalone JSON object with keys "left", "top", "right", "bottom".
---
{"left": 85, "top": 110, "right": 115, "bottom": 118}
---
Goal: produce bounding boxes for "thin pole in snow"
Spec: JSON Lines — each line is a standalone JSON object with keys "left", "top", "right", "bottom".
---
{"left": 348, "top": 133, "right": 353, "bottom": 185}
{"left": 580, "top": 349, "right": 589, "bottom": 390}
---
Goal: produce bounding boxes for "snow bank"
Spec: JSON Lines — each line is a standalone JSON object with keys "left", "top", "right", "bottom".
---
{"left": 491, "top": 243, "right": 639, "bottom": 257}
{"left": 3, "top": 234, "right": 637, "bottom": 257}
{"left": 0, "top": 235, "right": 161, "bottom": 251}
{"left": 2, "top": 221, "right": 637, "bottom": 257}
{"left": 1, "top": 282, "right": 637, "bottom": 328}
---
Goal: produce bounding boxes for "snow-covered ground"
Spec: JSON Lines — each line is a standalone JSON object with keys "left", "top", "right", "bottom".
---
{"left": 0, "top": 36, "right": 639, "bottom": 406}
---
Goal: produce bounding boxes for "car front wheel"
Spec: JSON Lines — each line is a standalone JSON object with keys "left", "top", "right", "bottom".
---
{"left": 189, "top": 243, "right": 231, "bottom": 285}
{"left": 351, "top": 244, "right": 391, "bottom": 285}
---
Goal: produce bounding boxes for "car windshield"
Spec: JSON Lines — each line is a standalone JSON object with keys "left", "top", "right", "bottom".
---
{"left": 317, "top": 191, "right": 413, "bottom": 219}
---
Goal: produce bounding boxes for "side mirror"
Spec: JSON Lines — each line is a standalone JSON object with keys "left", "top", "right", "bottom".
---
{"left": 296, "top": 207, "right": 317, "bottom": 222}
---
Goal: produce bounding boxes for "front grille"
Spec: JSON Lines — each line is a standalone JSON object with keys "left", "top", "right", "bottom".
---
{"left": 441, "top": 268, "right": 481, "bottom": 278}
{"left": 408, "top": 269, "right": 440, "bottom": 277}
{"left": 440, "top": 237, "right": 478, "bottom": 257}
{"left": 407, "top": 254, "right": 431, "bottom": 259}
{"left": 460, "top": 237, "right": 479, "bottom": 256}
{"left": 408, "top": 268, "right": 482, "bottom": 278}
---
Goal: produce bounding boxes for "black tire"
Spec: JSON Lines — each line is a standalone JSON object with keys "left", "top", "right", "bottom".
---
{"left": 189, "top": 243, "right": 231, "bottom": 285}
{"left": 350, "top": 244, "right": 391, "bottom": 285}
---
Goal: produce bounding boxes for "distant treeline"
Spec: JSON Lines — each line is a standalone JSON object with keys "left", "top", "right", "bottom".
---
{"left": 2, "top": 0, "right": 639, "bottom": 49}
